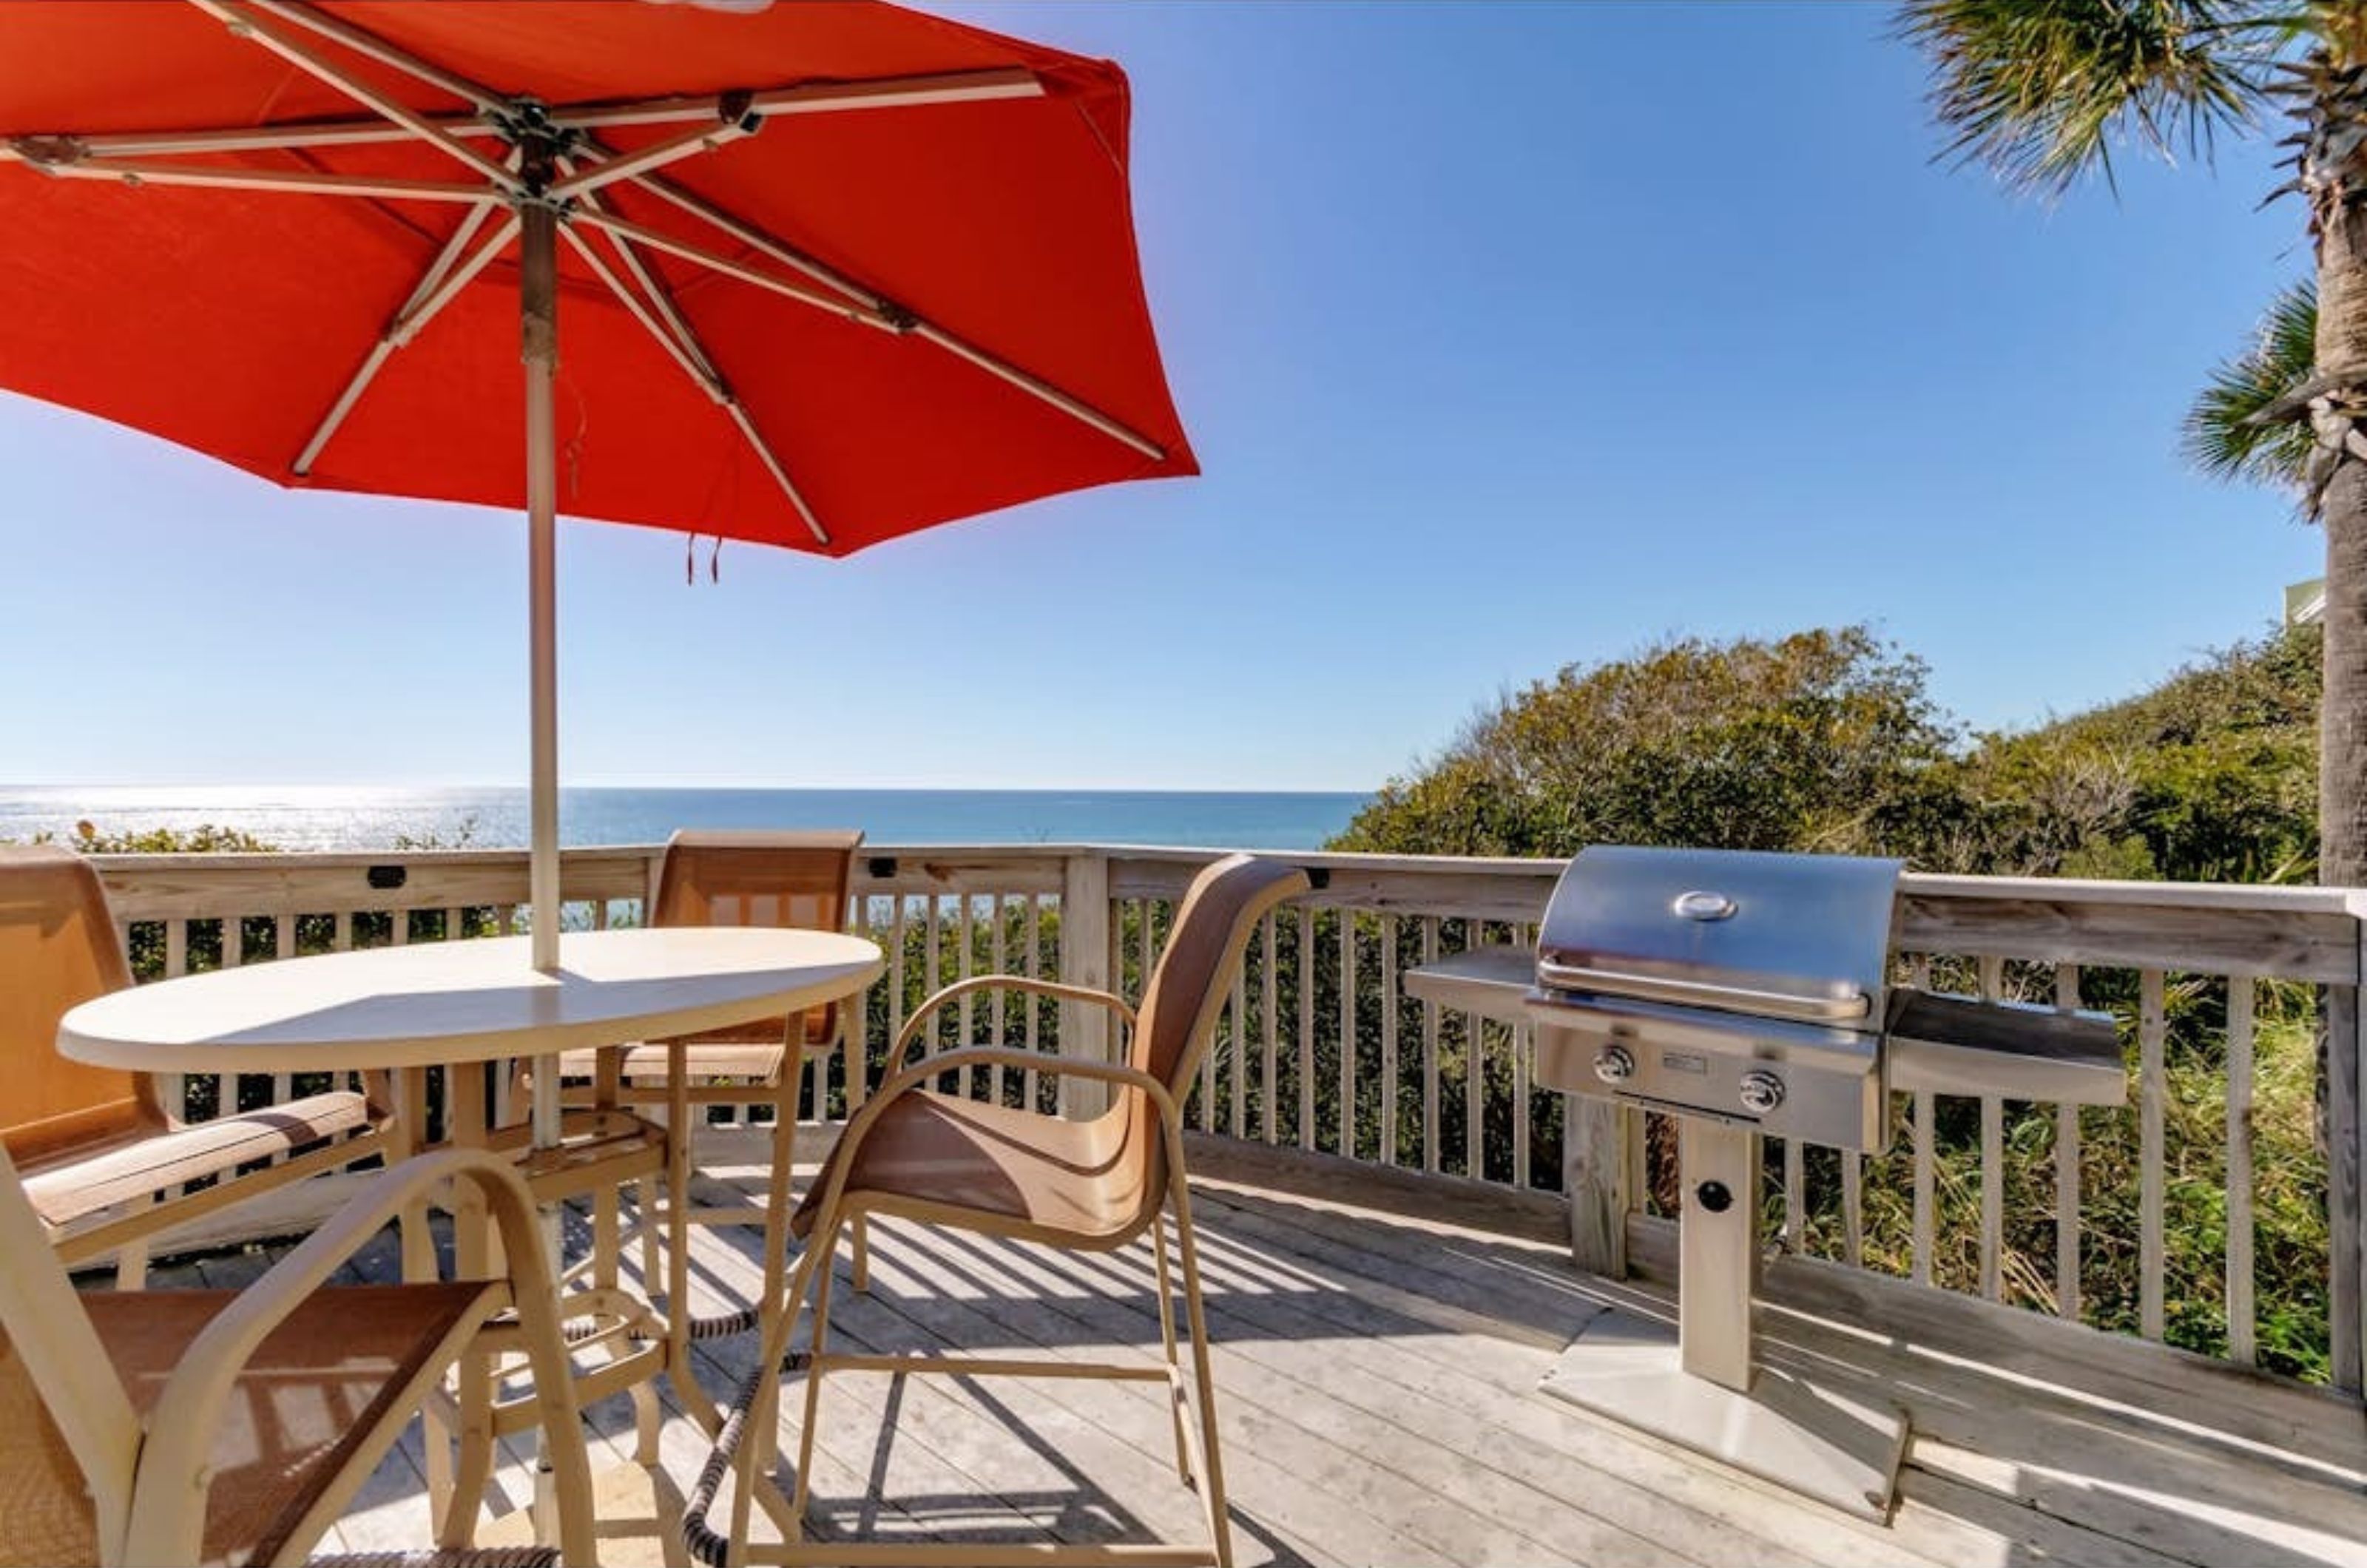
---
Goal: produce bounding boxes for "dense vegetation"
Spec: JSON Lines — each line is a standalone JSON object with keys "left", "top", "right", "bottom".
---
{"left": 1336, "top": 621, "right": 2320, "bottom": 879}
{"left": 1333, "top": 624, "right": 2332, "bottom": 1379}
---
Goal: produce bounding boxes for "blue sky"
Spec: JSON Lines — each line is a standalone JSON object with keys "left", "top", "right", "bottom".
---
{"left": 0, "top": 1, "right": 2321, "bottom": 791}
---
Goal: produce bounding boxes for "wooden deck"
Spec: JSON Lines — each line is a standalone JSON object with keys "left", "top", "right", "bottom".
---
{"left": 142, "top": 1138, "right": 2367, "bottom": 1568}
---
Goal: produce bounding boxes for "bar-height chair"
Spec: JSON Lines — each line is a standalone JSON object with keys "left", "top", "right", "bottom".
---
{"left": 683, "top": 853, "right": 1311, "bottom": 1568}
{"left": 0, "top": 846, "right": 391, "bottom": 1286}
{"left": 0, "top": 1139, "right": 594, "bottom": 1567}
{"left": 552, "top": 830, "right": 863, "bottom": 1320}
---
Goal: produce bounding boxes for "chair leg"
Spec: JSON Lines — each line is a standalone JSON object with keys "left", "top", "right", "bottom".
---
{"left": 629, "top": 1376, "right": 664, "bottom": 1467}
{"left": 638, "top": 1170, "right": 663, "bottom": 1300}
{"left": 633, "top": 1158, "right": 670, "bottom": 1462}
{"left": 510, "top": 1264, "right": 598, "bottom": 1567}
{"left": 789, "top": 1240, "right": 838, "bottom": 1527}
{"left": 641, "top": 1056, "right": 669, "bottom": 1305}
{"left": 760, "top": 1066, "right": 801, "bottom": 1323}
{"left": 112, "top": 1232, "right": 150, "bottom": 1291}
{"left": 751, "top": 1064, "right": 803, "bottom": 1484}
{"left": 851, "top": 1213, "right": 871, "bottom": 1293}
{"left": 669, "top": 1045, "right": 695, "bottom": 1348}
{"left": 1169, "top": 1187, "right": 1235, "bottom": 1568}
{"left": 421, "top": 1411, "right": 459, "bottom": 1546}
{"left": 729, "top": 1208, "right": 843, "bottom": 1563}
{"left": 439, "top": 1172, "right": 499, "bottom": 1551}
{"left": 1151, "top": 1212, "right": 1193, "bottom": 1484}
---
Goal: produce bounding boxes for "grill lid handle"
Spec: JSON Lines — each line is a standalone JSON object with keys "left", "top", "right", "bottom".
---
{"left": 1534, "top": 960, "right": 1874, "bottom": 1024}
{"left": 1672, "top": 890, "right": 1737, "bottom": 922}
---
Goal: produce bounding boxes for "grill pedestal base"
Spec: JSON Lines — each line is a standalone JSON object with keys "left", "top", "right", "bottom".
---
{"left": 1540, "top": 1120, "right": 1908, "bottom": 1521}
{"left": 1538, "top": 1308, "right": 1908, "bottom": 1521}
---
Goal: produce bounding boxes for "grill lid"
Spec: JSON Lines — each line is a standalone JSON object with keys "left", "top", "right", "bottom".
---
{"left": 1535, "top": 846, "right": 1903, "bottom": 1027}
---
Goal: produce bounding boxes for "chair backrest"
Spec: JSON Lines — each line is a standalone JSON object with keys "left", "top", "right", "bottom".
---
{"left": 652, "top": 830, "right": 864, "bottom": 1046}
{"left": 0, "top": 1135, "right": 141, "bottom": 1564}
{"left": 1121, "top": 854, "right": 1311, "bottom": 1215}
{"left": 0, "top": 848, "right": 156, "bottom": 1160}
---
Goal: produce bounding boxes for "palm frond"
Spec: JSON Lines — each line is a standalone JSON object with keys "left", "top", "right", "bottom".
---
{"left": 2183, "top": 276, "right": 2320, "bottom": 490}
{"left": 1898, "top": 0, "right": 2290, "bottom": 196}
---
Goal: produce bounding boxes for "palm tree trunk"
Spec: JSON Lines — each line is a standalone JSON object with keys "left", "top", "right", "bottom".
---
{"left": 2313, "top": 101, "right": 2367, "bottom": 1392}
{"left": 2317, "top": 182, "right": 2367, "bottom": 888}
{"left": 2319, "top": 470, "right": 2367, "bottom": 888}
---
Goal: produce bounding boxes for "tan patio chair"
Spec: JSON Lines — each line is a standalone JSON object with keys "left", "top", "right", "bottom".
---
{"left": 0, "top": 1138, "right": 594, "bottom": 1567}
{"left": 0, "top": 845, "right": 391, "bottom": 1287}
{"left": 683, "top": 852, "right": 1311, "bottom": 1568}
{"left": 550, "top": 830, "right": 862, "bottom": 1326}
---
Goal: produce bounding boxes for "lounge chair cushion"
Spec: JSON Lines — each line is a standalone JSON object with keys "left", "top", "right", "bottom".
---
{"left": 19, "top": 1091, "right": 374, "bottom": 1229}
{"left": 793, "top": 1089, "right": 1147, "bottom": 1245}
{"left": 0, "top": 1281, "right": 494, "bottom": 1567}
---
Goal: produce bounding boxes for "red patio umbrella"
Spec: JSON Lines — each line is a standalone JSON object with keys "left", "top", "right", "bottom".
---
{"left": 0, "top": 0, "right": 1195, "bottom": 978}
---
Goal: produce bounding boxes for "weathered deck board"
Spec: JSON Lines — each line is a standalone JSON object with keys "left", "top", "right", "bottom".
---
{"left": 135, "top": 1144, "right": 2367, "bottom": 1568}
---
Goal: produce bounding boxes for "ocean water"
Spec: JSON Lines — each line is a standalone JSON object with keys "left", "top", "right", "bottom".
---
{"left": 0, "top": 785, "right": 1371, "bottom": 853}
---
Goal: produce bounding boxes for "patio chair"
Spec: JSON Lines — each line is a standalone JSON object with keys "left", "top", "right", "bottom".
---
{"left": 0, "top": 1138, "right": 594, "bottom": 1567}
{"left": 683, "top": 852, "right": 1311, "bottom": 1568}
{"left": 550, "top": 830, "right": 862, "bottom": 1318}
{"left": 0, "top": 845, "right": 391, "bottom": 1287}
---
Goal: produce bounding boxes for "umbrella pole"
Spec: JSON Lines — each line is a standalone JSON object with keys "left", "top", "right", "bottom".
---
{"left": 524, "top": 198, "right": 561, "bottom": 983}
{"left": 521, "top": 189, "right": 568, "bottom": 1547}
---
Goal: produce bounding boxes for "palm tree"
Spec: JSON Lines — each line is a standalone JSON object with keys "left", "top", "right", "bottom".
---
{"left": 1900, "top": 0, "right": 2367, "bottom": 885}
{"left": 2185, "top": 277, "right": 2318, "bottom": 498}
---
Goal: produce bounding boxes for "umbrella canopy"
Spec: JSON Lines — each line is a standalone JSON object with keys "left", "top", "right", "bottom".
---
{"left": 0, "top": 0, "right": 1195, "bottom": 972}
{"left": 0, "top": 0, "right": 1194, "bottom": 552}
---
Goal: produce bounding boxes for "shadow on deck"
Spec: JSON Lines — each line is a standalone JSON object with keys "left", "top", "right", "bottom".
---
{"left": 141, "top": 1138, "right": 2367, "bottom": 1568}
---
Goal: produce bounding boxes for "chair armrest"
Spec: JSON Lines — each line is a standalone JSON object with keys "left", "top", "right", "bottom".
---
{"left": 875, "top": 1045, "right": 1177, "bottom": 1125}
{"left": 125, "top": 1149, "right": 586, "bottom": 1562}
{"left": 889, "top": 974, "right": 1136, "bottom": 1078}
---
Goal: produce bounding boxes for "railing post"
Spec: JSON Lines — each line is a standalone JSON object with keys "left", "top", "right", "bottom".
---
{"left": 1059, "top": 851, "right": 1112, "bottom": 1118}
{"left": 2337, "top": 895, "right": 2367, "bottom": 1394}
{"left": 1563, "top": 1096, "right": 1627, "bottom": 1278}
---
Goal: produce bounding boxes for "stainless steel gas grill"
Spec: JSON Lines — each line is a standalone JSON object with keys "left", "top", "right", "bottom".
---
{"left": 1405, "top": 845, "right": 2127, "bottom": 1520}
{"left": 1530, "top": 845, "right": 1903, "bottom": 1150}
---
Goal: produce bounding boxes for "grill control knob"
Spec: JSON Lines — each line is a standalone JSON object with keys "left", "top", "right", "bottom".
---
{"left": 1593, "top": 1044, "right": 1636, "bottom": 1085}
{"left": 1738, "top": 1070, "right": 1786, "bottom": 1115}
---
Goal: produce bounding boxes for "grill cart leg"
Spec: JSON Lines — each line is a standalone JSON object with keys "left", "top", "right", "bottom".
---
{"left": 1536, "top": 1120, "right": 1910, "bottom": 1521}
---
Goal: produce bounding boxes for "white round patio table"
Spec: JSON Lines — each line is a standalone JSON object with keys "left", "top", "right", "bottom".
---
{"left": 56, "top": 925, "right": 885, "bottom": 1549}
{"left": 56, "top": 926, "right": 883, "bottom": 1074}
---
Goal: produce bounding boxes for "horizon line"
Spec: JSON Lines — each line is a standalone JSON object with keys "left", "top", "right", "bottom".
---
{"left": 0, "top": 780, "right": 1380, "bottom": 797}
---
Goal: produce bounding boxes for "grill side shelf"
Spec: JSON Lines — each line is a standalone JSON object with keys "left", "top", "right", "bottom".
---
{"left": 1401, "top": 943, "right": 1535, "bottom": 1027}
{"left": 1885, "top": 990, "right": 2127, "bottom": 1106}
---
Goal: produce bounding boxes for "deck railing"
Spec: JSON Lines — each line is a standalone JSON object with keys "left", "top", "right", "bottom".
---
{"left": 87, "top": 843, "right": 2367, "bottom": 1401}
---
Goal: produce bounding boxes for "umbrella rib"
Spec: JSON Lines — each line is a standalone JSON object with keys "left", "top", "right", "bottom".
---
{"left": 13, "top": 157, "right": 491, "bottom": 203}
{"left": 547, "top": 70, "right": 1044, "bottom": 133}
{"left": 570, "top": 209, "right": 888, "bottom": 327}
{"left": 573, "top": 144, "right": 885, "bottom": 310}
{"left": 0, "top": 115, "right": 499, "bottom": 161}
{"left": 583, "top": 155, "right": 1169, "bottom": 463}
{"left": 547, "top": 115, "right": 761, "bottom": 205}
{"left": 722, "top": 399, "right": 833, "bottom": 548}
{"left": 559, "top": 220, "right": 833, "bottom": 548}
{"left": 238, "top": 0, "right": 514, "bottom": 119}
{"left": 558, "top": 224, "right": 720, "bottom": 398}
{"left": 189, "top": 1, "right": 520, "bottom": 193}
{"left": 399, "top": 213, "right": 525, "bottom": 338}
{"left": 0, "top": 71, "right": 1041, "bottom": 167}
{"left": 555, "top": 157, "right": 720, "bottom": 384}
{"left": 294, "top": 203, "right": 520, "bottom": 477}
{"left": 906, "top": 319, "right": 1168, "bottom": 462}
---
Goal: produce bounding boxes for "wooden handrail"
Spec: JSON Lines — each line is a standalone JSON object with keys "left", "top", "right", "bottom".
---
{"left": 72, "top": 841, "right": 2367, "bottom": 1399}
